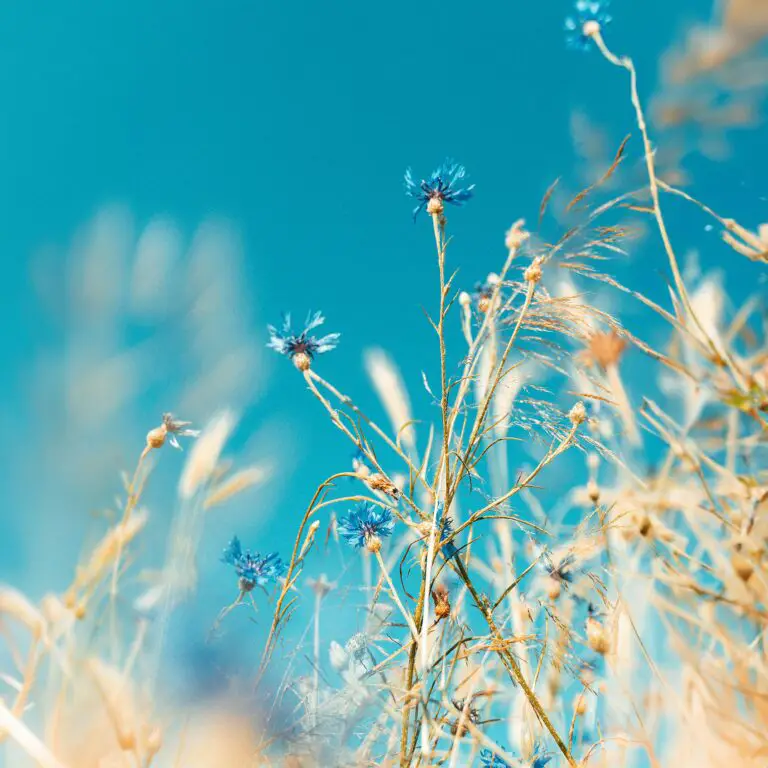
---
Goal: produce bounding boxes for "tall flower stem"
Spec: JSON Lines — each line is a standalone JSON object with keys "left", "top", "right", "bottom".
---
{"left": 374, "top": 550, "right": 420, "bottom": 642}
{"left": 451, "top": 556, "right": 578, "bottom": 766}
{"left": 591, "top": 30, "right": 747, "bottom": 393}
{"left": 255, "top": 473, "right": 352, "bottom": 686}
{"left": 399, "top": 577, "right": 426, "bottom": 767}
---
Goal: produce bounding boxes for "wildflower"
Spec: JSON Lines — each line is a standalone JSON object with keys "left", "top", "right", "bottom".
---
{"left": 586, "top": 604, "right": 610, "bottom": 655}
{"left": 569, "top": 401, "right": 588, "bottom": 426}
{"left": 450, "top": 697, "right": 479, "bottom": 736}
{"left": 337, "top": 502, "right": 395, "bottom": 553}
{"left": 731, "top": 547, "right": 755, "bottom": 583}
{"left": 345, "top": 631, "right": 369, "bottom": 663}
{"left": 565, "top": 1, "right": 612, "bottom": 51}
{"left": 432, "top": 583, "right": 451, "bottom": 621}
{"left": 221, "top": 536, "right": 285, "bottom": 592}
{"left": 479, "top": 747, "right": 510, "bottom": 767}
{"left": 524, "top": 256, "right": 543, "bottom": 284}
{"left": 472, "top": 273, "right": 500, "bottom": 313}
{"left": 267, "top": 311, "right": 340, "bottom": 372}
{"left": 537, "top": 546, "right": 576, "bottom": 598}
{"left": 438, "top": 510, "right": 460, "bottom": 559}
{"left": 145, "top": 413, "right": 200, "bottom": 450}
{"left": 307, "top": 573, "right": 335, "bottom": 598}
{"left": 404, "top": 159, "right": 475, "bottom": 219}
{"left": 581, "top": 330, "right": 627, "bottom": 370}
{"left": 505, "top": 219, "right": 530, "bottom": 251}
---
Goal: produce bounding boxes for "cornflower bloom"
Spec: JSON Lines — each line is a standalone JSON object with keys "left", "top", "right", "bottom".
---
{"left": 565, "top": 1, "right": 611, "bottom": 51}
{"left": 337, "top": 501, "right": 394, "bottom": 553}
{"left": 267, "top": 311, "right": 340, "bottom": 371}
{"left": 438, "top": 509, "right": 460, "bottom": 559}
{"left": 404, "top": 159, "right": 474, "bottom": 219}
{"left": 221, "top": 536, "right": 285, "bottom": 592}
{"left": 146, "top": 412, "right": 200, "bottom": 450}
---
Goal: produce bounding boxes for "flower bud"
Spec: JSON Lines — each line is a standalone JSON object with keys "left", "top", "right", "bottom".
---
{"left": 427, "top": 197, "right": 444, "bottom": 216}
{"left": 524, "top": 257, "right": 543, "bottom": 284}
{"left": 583, "top": 20, "right": 600, "bottom": 38}
{"left": 292, "top": 351, "right": 312, "bottom": 372}
{"left": 146, "top": 425, "right": 167, "bottom": 449}
{"left": 569, "top": 402, "right": 588, "bottom": 426}
{"left": 505, "top": 219, "right": 529, "bottom": 251}
{"left": 586, "top": 616, "right": 610, "bottom": 655}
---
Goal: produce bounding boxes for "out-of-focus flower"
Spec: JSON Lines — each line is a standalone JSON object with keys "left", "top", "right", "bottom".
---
{"left": 438, "top": 508, "right": 460, "bottom": 559}
{"left": 529, "top": 745, "right": 553, "bottom": 768}
{"left": 449, "top": 697, "right": 479, "bottom": 736}
{"left": 505, "top": 219, "right": 530, "bottom": 251}
{"left": 221, "top": 536, "right": 285, "bottom": 592}
{"left": 267, "top": 311, "right": 340, "bottom": 371}
{"left": 472, "top": 273, "right": 501, "bottom": 313}
{"left": 345, "top": 632, "right": 369, "bottom": 663}
{"left": 337, "top": 502, "right": 394, "bottom": 552}
{"left": 404, "top": 160, "right": 475, "bottom": 219}
{"left": 580, "top": 330, "right": 627, "bottom": 370}
{"left": 586, "top": 604, "right": 611, "bottom": 655}
{"left": 145, "top": 412, "right": 200, "bottom": 450}
{"left": 365, "top": 472, "right": 402, "bottom": 500}
{"left": 565, "top": 1, "right": 612, "bottom": 51}
{"left": 568, "top": 401, "right": 589, "bottom": 426}
{"left": 479, "top": 747, "right": 511, "bottom": 767}
{"left": 432, "top": 583, "right": 451, "bottom": 620}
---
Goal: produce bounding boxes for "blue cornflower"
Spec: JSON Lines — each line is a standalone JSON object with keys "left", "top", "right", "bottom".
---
{"left": 529, "top": 744, "right": 552, "bottom": 768}
{"left": 404, "top": 159, "right": 475, "bottom": 220}
{"left": 267, "top": 311, "right": 340, "bottom": 371}
{"left": 534, "top": 541, "right": 576, "bottom": 585}
{"left": 479, "top": 748, "right": 511, "bottom": 768}
{"left": 221, "top": 536, "right": 286, "bottom": 592}
{"left": 337, "top": 501, "right": 395, "bottom": 553}
{"left": 565, "top": 0, "right": 611, "bottom": 51}
{"left": 438, "top": 505, "right": 460, "bottom": 559}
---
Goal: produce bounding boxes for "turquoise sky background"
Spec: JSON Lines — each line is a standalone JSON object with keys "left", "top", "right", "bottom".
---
{"left": 1, "top": 0, "right": 767, "bottom": 706}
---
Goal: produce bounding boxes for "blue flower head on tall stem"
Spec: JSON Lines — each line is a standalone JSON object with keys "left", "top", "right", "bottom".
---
{"left": 221, "top": 536, "right": 286, "bottom": 592}
{"left": 337, "top": 501, "right": 395, "bottom": 553}
{"left": 565, "top": 0, "right": 611, "bottom": 51}
{"left": 404, "top": 160, "right": 475, "bottom": 220}
{"left": 267, "top": 311, "right": 340, "bottom": 372}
